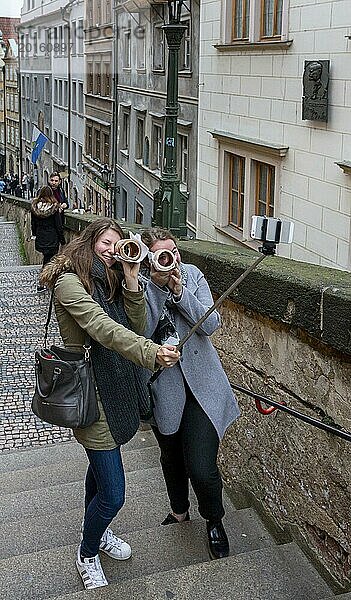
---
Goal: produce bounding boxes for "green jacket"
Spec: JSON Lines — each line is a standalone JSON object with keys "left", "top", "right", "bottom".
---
{"left": 54, "top": 272, "right": 160, "bottom": 449}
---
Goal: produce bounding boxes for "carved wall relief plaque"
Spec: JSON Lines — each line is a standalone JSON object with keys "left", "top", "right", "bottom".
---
{"left": 302, "top": 60, "right": 330, "bottom": 122}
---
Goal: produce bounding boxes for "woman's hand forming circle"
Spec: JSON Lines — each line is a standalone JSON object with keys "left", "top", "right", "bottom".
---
{"left": 167, "top": 267, "right": 182, "bottom": 297}
{"left": 156, "top": 345, "right": 180, "bottom": 368}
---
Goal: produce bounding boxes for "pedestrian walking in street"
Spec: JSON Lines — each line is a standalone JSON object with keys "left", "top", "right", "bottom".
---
{"left": 40, "top": 218, "right": 180, "bottom": 590}
{"left": 49, "top": 171, "right": 69, "bottom": 209}
{"left": 10, "top": 174, "right": 19, "bottom": 195}
{"left": 29, "top": 175, "right": 35, "bottom": 198}
{"left": 30, "top": 185, "right": 65, "bottom": 292}
{"left": 140, "top": 227, "right": 240, "bottom": 560}
{"left": 21, "top": 173, "right": 29, "bottom": 198}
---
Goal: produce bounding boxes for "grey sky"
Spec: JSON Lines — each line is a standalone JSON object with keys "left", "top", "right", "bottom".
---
{"left": 1, "top": 1, "right": 22, "bottom": 18}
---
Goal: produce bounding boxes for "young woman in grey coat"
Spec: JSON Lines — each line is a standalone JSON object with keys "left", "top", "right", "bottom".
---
{"left": 141, "top": 227, "right": 240, "bottom": 560}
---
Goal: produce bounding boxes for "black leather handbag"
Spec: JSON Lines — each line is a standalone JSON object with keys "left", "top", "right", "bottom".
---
{"left": 31, "top": 289, "right": 100, "bottom": 429}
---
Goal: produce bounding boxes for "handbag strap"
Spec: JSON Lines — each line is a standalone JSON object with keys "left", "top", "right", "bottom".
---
{"left": 43, "top": 285, "right": 91, "bottom": 352}
{"left": 44, "top": 288, "right": 55, "bottom": 348}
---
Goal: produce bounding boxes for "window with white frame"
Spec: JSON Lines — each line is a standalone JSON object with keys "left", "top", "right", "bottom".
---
{"left": 179, "top": 18, "right": 191, "bottom": 72}
{"left": 136, "top": 25, "right": 146, "bottom": 70}
{"left": 58, "top": 80, "right": 63, "bottom": 106}
{"left": 78, "top": 82, "right": 84, "bottom": 113}
{"left": 123, "top": 30, "right": 131, "bottom": 69}
{"left": 152, "top": 23, "right": 165, "bottom": 71}
{"left": 177, "top": 133, "right": 189, "bottom": 188}
{"left": 33, "top": 31, "right": 38, "bottom": 55}
{"left": 64, "top": 136, "right": 68, "bottom": 162}
{"left": 64, "top": 80, "right": 68, "bottom": 107}
{"left": 151, "top": 122, "right": 163, "bottom": 171}
{"left": 87, "top": 63, "right": 93, "bottom": 94}
{"left": 33, "top": 77, "right": 38, "bottom": 101}
{"left": 135, "top": 201, "right": 144, "bottom": 224}
{"left": 44, "top": 126, "right": 50, "bottom": 151}
{"left": 77, "top": 19, "right": 84, "bottom": 54}
{"left": 216, "top": 138, "right": 283, "bottom": 243}
{"left": 54, "top": 131, "right": 58, "bottom": 155}
{"left": 72, "top": 81, "right": 77, "bottom": 111}
{"left": 72, "top": 140, "right": 77, "bottom": 168}
{"left": 226, "top": 0, "right": 289, "bottom": 44}
{"left": 103, "top": 63, "right": 111, "bottom": 96}
{"left": 135, "top": 115, "right": 145, "bottom": 161}
{"left": 86, "top": 125, "right": 92, "bottom": 155}
{"left": 95, "top": 129, "right": 101, "bottom": 161}
{"left": 255, "top": 160, "right": 275, "bottom": 216}
{"left": 71, "top": 21, "right": 77, "bottom": 55}
{"left": 120, "top": 109, "right": 130, "bottom": 154}
{"left": 59, "top": 133, "right": 64, "bottom": 159}
{"left": 87, "top": 0, "right": 93, "bottom": 27}
{"left": 95, "top": 62, "right": 101, "bottom": 95}
{"left": 44, "top": 77, "right": 50, "bottom": 103}
{"left": 228, "top": 153, "right": 245, "bottom": 229}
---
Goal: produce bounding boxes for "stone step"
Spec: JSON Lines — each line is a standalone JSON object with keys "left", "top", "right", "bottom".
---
{"left": 0, "top": 444, "right": 160, "bottom": 494}
{"left": 0, "top": 540, "right": 332, "bottom": 600}
{"left": 326, "top": 595, "right": 351, "bottom": 599}
{"left": 0, "top": 466, "right": 165, "bottom": 522}
{"left": 0, "top": 431, "right": 157, "bottom": 472}
{"left": 0, "top": 496, "right": 266, "bottom": 561}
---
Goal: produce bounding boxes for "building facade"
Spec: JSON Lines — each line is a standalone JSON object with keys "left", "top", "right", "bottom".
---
{"left": 0, "top": 18, "right": 20, "bottom": 177}
{"left": 197, "top": 0, "right": 351, "bottom": 270}
{"left": 4, "top": 39, "right": 20, "bottom": 177}
{"left": 114, "top": 0, "right": 199, "bottom": 231}
{"left": 83, "top": 0, "right": 114, "bottom": 215}
{"left": 20, "top": 0, "right": 85, "bottom": 202}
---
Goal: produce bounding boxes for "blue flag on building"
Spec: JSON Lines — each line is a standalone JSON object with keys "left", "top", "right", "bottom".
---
{"left": 31, "top": 126, "right": 48, "bottom": 164}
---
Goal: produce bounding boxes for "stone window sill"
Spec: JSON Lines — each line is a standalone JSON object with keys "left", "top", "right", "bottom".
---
{"left": 214, "top": 224, "right": 260, "bottom": 251}
{"left": 210, "top": 130, "right": 289, "bottom": 158}
{"left": 214, "top": 40, "right": 293, "bottom": 52}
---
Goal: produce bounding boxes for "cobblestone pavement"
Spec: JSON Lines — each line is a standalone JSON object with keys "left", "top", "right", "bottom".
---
{"left": 0, "top": 217, "right": 73, "bottom": 452}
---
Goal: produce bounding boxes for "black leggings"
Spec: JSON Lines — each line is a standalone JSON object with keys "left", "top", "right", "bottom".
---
{"left": 42, "top": 247, "right": 58, "bottom": 267}
{"left": 152, "top": 386, "right": 224, "bottom": 522}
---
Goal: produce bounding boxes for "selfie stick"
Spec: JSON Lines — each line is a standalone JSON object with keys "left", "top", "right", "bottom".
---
{"left": 149, "top": 246, "right": 271, "bottom": 385}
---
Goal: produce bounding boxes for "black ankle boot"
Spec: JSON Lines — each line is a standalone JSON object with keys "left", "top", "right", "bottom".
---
{"left": 206, "top": 520, "right": 229, "bottom": 559}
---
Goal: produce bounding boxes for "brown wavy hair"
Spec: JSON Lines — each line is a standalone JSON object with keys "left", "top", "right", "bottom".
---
{"left": 40, "top": 218, "right": 124, "bottom": 299}
{"left": 141, "top": 227, "right": 177, "bottom": 249}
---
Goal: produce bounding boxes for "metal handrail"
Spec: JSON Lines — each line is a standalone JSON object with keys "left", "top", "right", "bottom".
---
{"left": 231, "top": 384, "right": 351, "bottom": 443}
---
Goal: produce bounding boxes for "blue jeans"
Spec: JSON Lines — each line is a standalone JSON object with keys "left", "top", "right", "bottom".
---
{"left": 81, "top": 447, "right": 125, "bottom": 558}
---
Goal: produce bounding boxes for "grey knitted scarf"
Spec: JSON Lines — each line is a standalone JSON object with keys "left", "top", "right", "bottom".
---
{"left": 90, "top": 256, "right": 151, "bottom": 446}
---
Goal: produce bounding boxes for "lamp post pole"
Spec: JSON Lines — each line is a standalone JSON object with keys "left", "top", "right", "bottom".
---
{"left": 153, "top": 0, "right": 188, "bottom": 237}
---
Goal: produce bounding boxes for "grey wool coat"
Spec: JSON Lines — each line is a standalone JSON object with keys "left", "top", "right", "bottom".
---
{"left": 144, "top": 263, "right": 240, "bottom": 439}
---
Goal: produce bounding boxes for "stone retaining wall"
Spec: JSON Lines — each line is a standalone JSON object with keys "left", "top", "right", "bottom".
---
{"left": 1, "top": 194, "right": 350, "bottom": 589}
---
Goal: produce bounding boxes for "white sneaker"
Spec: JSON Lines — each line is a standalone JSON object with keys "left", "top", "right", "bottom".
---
{"left": 76, "top": 544, "right": 108, "bottom": 590}
{"left": 99, "top": 528, "right": 132, "bottom": 560}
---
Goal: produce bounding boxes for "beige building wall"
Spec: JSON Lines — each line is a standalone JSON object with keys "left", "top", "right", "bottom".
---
{"left": 197, "top": 0, "right": 351, "bottom": 270}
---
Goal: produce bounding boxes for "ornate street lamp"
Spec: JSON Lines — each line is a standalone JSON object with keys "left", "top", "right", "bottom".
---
{"left": 153, "top": 0, "right": 188, "bottom": 237}
{"left": 101, "top": 164, "right": 112, "bottom": 187}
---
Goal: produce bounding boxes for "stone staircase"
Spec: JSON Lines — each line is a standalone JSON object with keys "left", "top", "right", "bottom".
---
{"left": 1, "top": 432, "right": 349, "bottom": 600}
{"left": 0, "top": 215, "right": 350, "bottom": 599}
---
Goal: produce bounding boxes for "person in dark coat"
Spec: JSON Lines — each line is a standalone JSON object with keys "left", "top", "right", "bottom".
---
{"left": 29, "top": 176, "right": 35, "bottom": 198}
{"left": 31, "top": 185, "right": 66, "bottom": 292}
{"left": 49, "top": 171, "right": 69, "bottom": 209}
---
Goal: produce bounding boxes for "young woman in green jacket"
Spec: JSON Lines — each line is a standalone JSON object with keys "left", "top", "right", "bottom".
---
{"left": 41, "top": 218, "right": 179, "bottom": 590}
